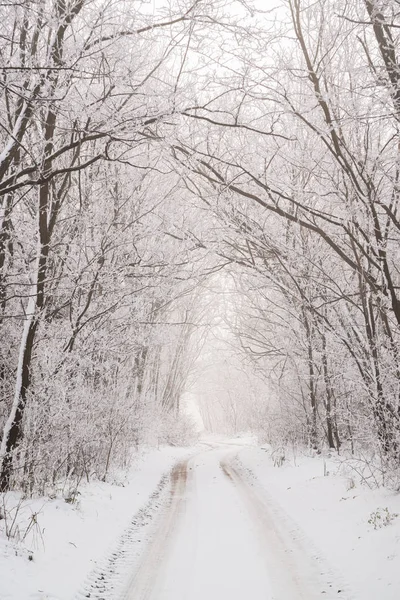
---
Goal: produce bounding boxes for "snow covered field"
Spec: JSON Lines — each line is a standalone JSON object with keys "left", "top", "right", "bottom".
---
{"left": 0, "top": 439, "right": 399, "bottom": 600}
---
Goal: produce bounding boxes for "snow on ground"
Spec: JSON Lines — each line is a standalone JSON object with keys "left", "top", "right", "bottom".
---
{"left": 0, "top": 446, "right": 193, "bottom": 600}
{"left": 123, "top": 441, "right": 341, "bottom": 600}
{"left": 238, "top": 444, "right": 400, "bottom": 600}
{"left": 1, "top": 438, "right": 400, "bottom": 600}
{"left": 123, "top": 443, "right": 280, "bottom": 600}
{"left": 121, "top": 438, "right": 359, "bottom": 600}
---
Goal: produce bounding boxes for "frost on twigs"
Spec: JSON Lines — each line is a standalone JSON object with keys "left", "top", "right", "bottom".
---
{"left": 157, "top": 412, "right": 199, "bottom": 448}
{"left": 338, "top": 449, "right": 400, "bottom": 491}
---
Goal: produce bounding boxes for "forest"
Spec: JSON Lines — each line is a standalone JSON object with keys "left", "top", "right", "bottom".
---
{"left": 1, "top": 0, "right": 400, "bottom": 498}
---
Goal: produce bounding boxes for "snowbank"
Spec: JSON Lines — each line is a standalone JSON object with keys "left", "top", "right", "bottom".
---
{"left": 238, "top": 446, "right": 400, "bottom": 600}
{"left": 0, "top": 446, "right": 191, "bottom": 600}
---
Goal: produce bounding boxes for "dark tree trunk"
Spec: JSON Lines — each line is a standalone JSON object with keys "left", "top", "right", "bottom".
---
{"left": 302, "top": 308, "right": 318, "bottom": 449}
{"left": 0, "top": 319, "right": 37, "bottom": 491}
{"left": 321, "top": 331, "right": 340, "bottom": 450}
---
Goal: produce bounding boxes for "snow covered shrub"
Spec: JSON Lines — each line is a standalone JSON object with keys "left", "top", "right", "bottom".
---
{"left": 338, "top": 447, "right": 400, "bottom": 490}
{"left": 158, "top": 411, "right": 199, "bottom": 447}
{"left": 271, "top": 447, "right": 286, "bottom": 467}
{"left": 6, "top": 345, "right": 144, "bottom": 494}
{"left": 368, "top": 508, "right": 399, "bottom": 530}
{"left": 0, "top": 493, "right": 43, "bottom": 547}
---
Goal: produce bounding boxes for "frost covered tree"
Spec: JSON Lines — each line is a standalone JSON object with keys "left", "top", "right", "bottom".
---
{"left": 168, "top": 0, "right": 400, "bottom": 460}
{"left": 0, "top": 0, "right": 228, "bottom": 491}
{"left": 2, "top": 0, "right": 400, "bottom": 494}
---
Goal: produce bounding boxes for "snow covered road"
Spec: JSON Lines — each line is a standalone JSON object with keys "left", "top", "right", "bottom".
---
{"left": 122, "top": 443, "right": 347, "bottom": 600}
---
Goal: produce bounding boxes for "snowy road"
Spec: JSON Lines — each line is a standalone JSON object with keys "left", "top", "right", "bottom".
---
{"left": 121, "top": 443, "right": 345, "bottom": 600}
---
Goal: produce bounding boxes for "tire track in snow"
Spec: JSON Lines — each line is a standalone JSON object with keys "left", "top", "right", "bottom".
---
{"left": 220, "top": 453, "right": 354, "bottom": 600}
{"left": 121, "top": 459, "right": 190, "bottom": 600}
{"left": 82, "top": 444, "right": 354, "bottom": 600}
{"left": 74, "top": 468, "right": 177, "bottom": 600}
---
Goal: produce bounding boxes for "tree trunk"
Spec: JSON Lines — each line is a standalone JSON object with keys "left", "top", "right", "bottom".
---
{"left": 302, "top": 308, "right": 318, "bottom": 449}
{"left": 0, "top": 304, "right": 36, "bottom": 491}
{"left": 321, "top": 331, "right": 340, "bottom": 450}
